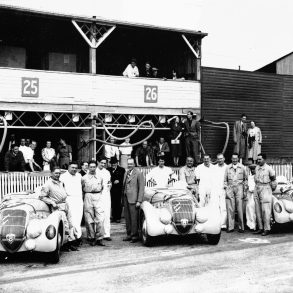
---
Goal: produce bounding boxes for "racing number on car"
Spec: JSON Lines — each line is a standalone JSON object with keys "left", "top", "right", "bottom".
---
{"left": 144, "top": 85, "right": 158, "bottom": 103}
{"left": 22, "top": 77, "right": 39, "bottom": 97}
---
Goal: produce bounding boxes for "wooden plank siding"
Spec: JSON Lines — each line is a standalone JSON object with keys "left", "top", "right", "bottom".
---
{"left": 201, "top": 67, "right": 293, "bottom": 161}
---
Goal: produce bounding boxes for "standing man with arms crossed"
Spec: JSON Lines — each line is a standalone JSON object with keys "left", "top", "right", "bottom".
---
{"left": 253, "top": 153, "right": 277, "bottom": 236}
{"left": 233, "top": 114, "right": 248, "bottom": 164}
{"left": 122, "top": 158, "right": 144, "bottom": 243}
{"left": 224, "top": 153, "right": 248, "bottom": 233}
{"left": 82, "top": 160, "right": 105, "bottom": 246}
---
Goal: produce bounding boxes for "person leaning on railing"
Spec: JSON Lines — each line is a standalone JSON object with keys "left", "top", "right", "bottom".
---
{"left": 4, "top": 144, "right": 26, "bottom": 172}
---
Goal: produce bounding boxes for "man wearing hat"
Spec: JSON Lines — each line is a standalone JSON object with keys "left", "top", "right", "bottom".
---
{"left": 108, "top": 157, "right": 125, "bottom": 223}
{"left": 183, "top": 111, "right": 200, "bottom": 163}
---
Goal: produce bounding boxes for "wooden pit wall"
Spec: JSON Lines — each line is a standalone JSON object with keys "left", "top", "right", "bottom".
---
{"left": 201, "top": 66, "right": 293, "bottom": 162}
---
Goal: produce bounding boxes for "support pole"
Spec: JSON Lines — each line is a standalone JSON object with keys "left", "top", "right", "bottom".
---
{"left": 90, "top": 39, "right": 97, "bottom": 74}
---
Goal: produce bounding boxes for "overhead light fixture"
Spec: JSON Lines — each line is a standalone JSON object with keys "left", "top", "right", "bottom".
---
{"left": 105, "top": 114, "right": 112, "bottom": 123}
{"left": 4, "top": 111, "right": 13, "bottom": 120}
{"left": 72, "top": 113, "right": 79, "bottom": 122}
{"left": 128, "top": 115, "right": 135, "bottom": 123}
{"left": 44, "top": 113, "right": 53, "bottom": 121}
{"left": 159, "top": 115, "right": 166, "bottom": 123}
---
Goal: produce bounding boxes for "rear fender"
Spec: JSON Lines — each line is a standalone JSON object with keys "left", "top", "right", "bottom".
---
{"left": 272, "top": 196, "right": 291, "bottom": 224}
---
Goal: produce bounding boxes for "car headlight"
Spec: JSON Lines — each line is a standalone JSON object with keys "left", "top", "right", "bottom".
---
{"left": 45, "top": 225, "right": 56, "bottom": 239}
{"left": 24, "top": 239, "right": 36, "bottom": 251}
{"left": 274, "top": 202, "right": 282, "bottom": 213}
{"left": 27, "top": 220, "right": 42, "bottom": 238}
{"left": 159, "top": 208, "right": 172, "bottom": 225}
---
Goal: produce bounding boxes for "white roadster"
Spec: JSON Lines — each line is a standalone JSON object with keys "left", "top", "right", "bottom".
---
{"left": 0, "top": 192, "right": 68, "bottom": 263}
{"left": 139, "top": 184, "right": 222, "bottom": 246}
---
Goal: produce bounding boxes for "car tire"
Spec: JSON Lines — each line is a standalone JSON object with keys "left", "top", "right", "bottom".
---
{"left": 0, "top": 252, "right": 7, "bottom": 262}
{"left": 46, "top": 228, "right": 62, "bottom": 264}
{"left": 140, "top": 211, "right": 154, "bottom": 247}
{"left": 206, "top": 232, "right": 221, "bottom": 245}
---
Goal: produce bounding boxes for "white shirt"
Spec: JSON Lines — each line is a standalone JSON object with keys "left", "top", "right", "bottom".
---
{"left": 104, "top": 144, "right": 120, "bottom": 160}
{"left": 119, "top": 142, "right": 133, "bottom": 155}
{"left": 146, "top": 166, "right": 177, "bottom": 188}
{"left": 20, "top": 146, "right": 34, "bottom": 163}
{"left": 123, "top": 64, "right": 139, "bottom": 78}
{"left": 213, "top": 163, "right": 227, "bottom": 190}
{"left": 95, "top": 168, "right": 111, "bottom": 191}
{"left": 60, "top": 171, "right": 82, "bottom": 199}
{"left": 196, "top": 163, "right": 215, "bottom": 189}
{"left": 42, "top": 147, "right": 56, "bottom": 162}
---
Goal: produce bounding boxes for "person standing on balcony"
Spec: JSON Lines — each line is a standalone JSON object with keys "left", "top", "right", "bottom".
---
{"left": 141, "top": 61, "right": 153, "bottom": 78}
{"left": 57, "top": 138, "right": 72, "bottom": 169}
{"left": 224, "top": 153, "right": 248, "bottom": 233}
{"left": 155, "top": 137, "right": 170, "bottom": 165}
{"left": 26, "top": 141, "right": 42, "bottom": 172}
{"left": 167, "top": 116, "right": 183, "bottom": 166}
{"left": 60, "top": 161, "right": 83, "bottom": 248}
{"left": 95, "top": 156, "right": 112, "bottom": 241}
{"left": 108, "top": 157, "right": 125, "bottom": 223}
{"left": 104, "top": 138, "right": 119, "bottom": 165}
{"left": 233, "top": 113, "right": 248, "bottom": 164}
{"left": 119, "top": 138, "right": 133, "bottom": 169}
{"left": 183, "top": 111, "right": 200, "bottom": 164}
{"left": 4, "top": 144, "right": 26, "bottom": 172}
{"left": 247, "top": 121, "right": 262, "bottom": 163}
{"left": 42, "top": 141, "right": 56, "bottom": 171}
{"left": 122, "top": 158, "right": 144, "bottom": 243}
{"left": 123, "top": 58, "right": 139, "bottom": 78}
{"left": 19, "top": 138, "right": 30, "bottom": 161}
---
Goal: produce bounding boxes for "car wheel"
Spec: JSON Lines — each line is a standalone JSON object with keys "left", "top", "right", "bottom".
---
{"left": 0, "top": 252, "right": 7, "bottom": 262}
{"left": 140, "top": 211, "right": 154, "bottom": 247}
{"left": 46, "top": 228, "right": 62, "bottom": 263}
{"left": 206, "top": 232, "right": 221, "bottom": 245}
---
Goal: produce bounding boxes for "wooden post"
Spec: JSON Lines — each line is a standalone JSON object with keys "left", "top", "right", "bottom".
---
{"left": 90, "top": 38, "right": 96, "bottom": 74}
{"left": 92, "top": 123, "right": 97, "bottom": 160}
{"left": 196, "top": 58, "right": 201, "bottom": 81}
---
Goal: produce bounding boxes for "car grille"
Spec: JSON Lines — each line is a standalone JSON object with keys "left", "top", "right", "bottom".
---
{"left": 0, "top": 209, "right": 27, "bottom": 253}
{"left": 171, "top": 199, "right": 194, "bottom": 235}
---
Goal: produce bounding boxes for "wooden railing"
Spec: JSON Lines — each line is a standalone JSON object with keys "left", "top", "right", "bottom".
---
{"left": 0, "top": 164, "right": 292, "bottom": 200}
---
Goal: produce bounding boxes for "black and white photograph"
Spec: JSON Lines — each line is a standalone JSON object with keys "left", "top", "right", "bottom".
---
{"left": 0, "top": 0, "right": 293, "bottom": 292}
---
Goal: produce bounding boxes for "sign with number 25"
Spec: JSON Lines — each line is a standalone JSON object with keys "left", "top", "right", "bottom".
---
{"left": 144, "top": 85, "right": 158, "bottom": 103}
{"left": 22, "top": 77, "right": 39, "bottom": 97}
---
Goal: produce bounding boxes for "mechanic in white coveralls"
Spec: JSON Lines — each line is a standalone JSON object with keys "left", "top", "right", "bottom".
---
{"left": 195, "top": 154, "right": 215, "bottom": 207}
{"left": 146, "top": 156, "right": 177, "bottom": 188}
{"left": 211, "top": 153, "right": 227, "bottom": 229}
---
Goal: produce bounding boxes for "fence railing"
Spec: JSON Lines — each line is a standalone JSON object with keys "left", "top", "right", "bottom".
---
{"left": 0, "top": 164, "right": 292, "bottom": 200}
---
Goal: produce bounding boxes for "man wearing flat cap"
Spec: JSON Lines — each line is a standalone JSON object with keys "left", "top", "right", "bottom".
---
{"left": 108, "top": 157, "right": 125, "bottom": 223}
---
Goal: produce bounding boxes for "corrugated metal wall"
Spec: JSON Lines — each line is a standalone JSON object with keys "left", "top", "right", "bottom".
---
{"left": 201, "top": 67, "right": 293, "bottom": 161}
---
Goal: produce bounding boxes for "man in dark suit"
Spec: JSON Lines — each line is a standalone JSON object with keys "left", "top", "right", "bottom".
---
{"left": 183, "top": 111, "right": 200, "bottom": 163}
{"left": 233, "top": 113, "right": 248, "bottom": 164}
{"left": 122, "top": 158, "right": 145, "bottom": 243}
{"left": 108, "top": 157, "right": 125, "bottom": 223}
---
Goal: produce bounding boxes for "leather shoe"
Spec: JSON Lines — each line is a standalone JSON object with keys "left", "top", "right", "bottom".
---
{"left": 116, "top": 220, "right": 121, "bottom": 223}
{"left": 123, "top": 236, "right": 132, "bottom": 241}
{"left": 252, "top": 229, "right": 263, "bottom": 234}
{"left": 226, "top": 229, "right": 234, "bottom": 233}
{"left": 95, "top": 240, "right": 106, "bottom": 246}
{"left": 104, "top": 237, "right": 112, "bottom": 241}
{"left": 262, "top": 230, "right": 270, "bottom": 236}
{"left": 69, "top": 244, "right": 79, "bottom": 251}
{"left": 130, "top": 237, "right": 139, "bottom": 243}
{"left": 238, "top": 229, "right": 245, "bottom": 233}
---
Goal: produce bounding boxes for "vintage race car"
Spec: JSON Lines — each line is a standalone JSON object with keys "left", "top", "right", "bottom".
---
{"left": 139, "top": 184, "right": 221, "bottom": 246}
{"left": 272, "top": 176, "right": 293, "bottom": 224}
{"left": 0, "top": 191, "right": 68, "bottom": 263}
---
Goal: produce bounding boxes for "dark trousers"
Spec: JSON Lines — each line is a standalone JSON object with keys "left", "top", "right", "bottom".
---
{"left": 124, "top": 196, "right": 139, "bottom": 238}
{"left": 111, "top": 189, "right": 122, "bottom": 220}
{"left": 185, "top": 136, "right": 199, "bottom": 163}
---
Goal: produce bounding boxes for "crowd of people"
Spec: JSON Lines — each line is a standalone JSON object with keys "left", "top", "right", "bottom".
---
{"left": 35, "top": 147, "right": 276, "bottom": 252}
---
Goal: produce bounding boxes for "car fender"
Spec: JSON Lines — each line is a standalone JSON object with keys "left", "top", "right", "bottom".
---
{"left": 140, "top": 201, "right": 166, "bottom": 236}
{"left": 272, "top": 196, "right": 291, "bottom": 224}
{"left": 195, "top": 205, "right": 221, "bottom": 234}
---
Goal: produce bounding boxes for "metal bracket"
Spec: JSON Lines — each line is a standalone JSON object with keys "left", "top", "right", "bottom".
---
{"left": 72, "top": 20, "right": 116, "bottom": 49}
{"left": 182, "top": 34, "right": 201, "bottom": 58}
